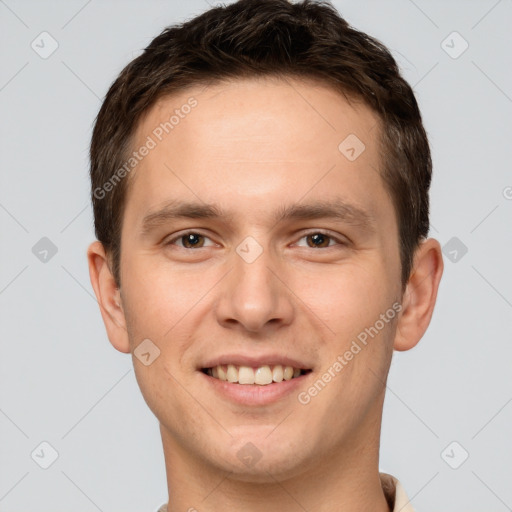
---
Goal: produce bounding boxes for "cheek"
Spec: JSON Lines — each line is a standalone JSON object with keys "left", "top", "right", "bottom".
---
{"left": 296, "top": 260, "right": 393, "bottom": 331}
{"left": 131, "top": 354, "right": 203, "bottom": 445}
{"left": 295, "top": 259, "right": 399, "bottom": 393}
{"left": 122, "top": 255, "right": 207, "bottom": 335}
{"left": 120, "top": 256, "right": 215, "bottom": 387}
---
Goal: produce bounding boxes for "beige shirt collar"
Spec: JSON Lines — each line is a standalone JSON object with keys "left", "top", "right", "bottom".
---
{"left": 380, "top": 472, "right": 415, "bottom": 511}
{"left": 156, "top": 472, "right": 414, "bottom": 512}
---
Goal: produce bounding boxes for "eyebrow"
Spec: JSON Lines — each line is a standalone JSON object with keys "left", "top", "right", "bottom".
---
{"left": 140, "top": 198, "right": 375, "bottom": 235}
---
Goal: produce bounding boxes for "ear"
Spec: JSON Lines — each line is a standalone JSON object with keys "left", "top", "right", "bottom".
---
{"left": 87, "top": 241, "right": 131, "bottom": 353}
{"left": 394, "top": 238, "right": 444, "bottom": 351}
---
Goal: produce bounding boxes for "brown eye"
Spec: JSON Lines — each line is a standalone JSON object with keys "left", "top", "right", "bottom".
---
{"left": 180, "top": 233, "right": 205, "bottom": 248}
{"left": 305, "top": 233, "right": 332, "bottom": 248}
{"left": 166, "top": 232, "right": 211, "bottom": 248}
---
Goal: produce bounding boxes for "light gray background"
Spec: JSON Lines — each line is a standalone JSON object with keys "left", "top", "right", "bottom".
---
{"left": 1, "top": 0, "right": 511, "bottom": 511}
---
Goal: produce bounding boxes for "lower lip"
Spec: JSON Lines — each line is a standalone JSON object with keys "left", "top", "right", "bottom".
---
{"left": 199, "top": 371, "right": 311, "bottom": 406}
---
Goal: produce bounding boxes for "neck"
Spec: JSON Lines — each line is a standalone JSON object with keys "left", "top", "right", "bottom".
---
{"left": 159, "top": 396, "right": 391, "bottom": 512}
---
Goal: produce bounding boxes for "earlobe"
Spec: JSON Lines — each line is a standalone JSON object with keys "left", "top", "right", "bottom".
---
{"left": 394, "top": 238, "right": 444, "bottom": 351}
{"left": 87, "top": 241, "right": 131, "bottom": 354}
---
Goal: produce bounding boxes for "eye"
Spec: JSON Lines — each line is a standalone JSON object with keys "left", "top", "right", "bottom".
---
{"left": 165, "top": 231, "right": 216, "bottom": 249}
{"left": 295, "top": 231, "right": 345, "bottom": 248}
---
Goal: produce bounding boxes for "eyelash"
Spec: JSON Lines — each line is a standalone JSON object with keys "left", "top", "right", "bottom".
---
{"left": 164, "top": 230, "right": 347, "bottom": 249}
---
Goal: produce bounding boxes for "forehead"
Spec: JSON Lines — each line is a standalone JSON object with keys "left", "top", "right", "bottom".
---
{"left": 126, "top": 76, "right": 390, "bottom": 223}
{"left": 140, "top": 76, "right": 378, "bottom": 159}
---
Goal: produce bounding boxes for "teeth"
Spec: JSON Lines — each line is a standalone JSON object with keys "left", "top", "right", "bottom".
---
{"left": 254, "top": 365, "right": 273, "bottom": 385}
{"left": 272, "top": 365, "right": 284, "bottom": 382}
{"left": 283, "top": 366, "right": 294, "bottom": 380}
{"left": 217, "top": 365, "right": 227, "bottom": 381}
{"left": 239, "top": 366, "right": 255, "bottom": 384}
{"left": 206, "top": 364, "right": 306, "bottom": 385}
{"left": 226, "top": 364, "right": 238, "bottom": 383}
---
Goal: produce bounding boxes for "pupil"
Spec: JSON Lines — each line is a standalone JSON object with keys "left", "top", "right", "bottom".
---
{"left": 309, "top": 233, "right": 327, "bottom": 247}
{"left": 185, "top": 233, "right": 202, "bottom": 247}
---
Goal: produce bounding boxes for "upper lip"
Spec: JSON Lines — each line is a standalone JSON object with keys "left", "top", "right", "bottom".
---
{"left": 200, "top": 353, "right": 314, "bottom": 370}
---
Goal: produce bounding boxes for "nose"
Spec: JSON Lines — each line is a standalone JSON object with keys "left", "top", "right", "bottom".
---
{"left": 215, "top": 244, "right": 295, "bottom": 333}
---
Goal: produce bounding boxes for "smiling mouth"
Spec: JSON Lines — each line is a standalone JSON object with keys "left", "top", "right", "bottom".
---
{"left": 201, "top": 364, "right": 312, "bottom": 385}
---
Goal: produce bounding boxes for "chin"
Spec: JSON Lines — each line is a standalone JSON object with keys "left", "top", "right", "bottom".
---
{"left": 222, "top": 456, "right": 310, "bottom": 484}
{"left": 209, "top": 428, "right": 314, "bottom": 482}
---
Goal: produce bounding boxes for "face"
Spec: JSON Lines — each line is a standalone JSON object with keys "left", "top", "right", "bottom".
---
{"left": 112, "top": 77, "right": 405, "bottom": 480}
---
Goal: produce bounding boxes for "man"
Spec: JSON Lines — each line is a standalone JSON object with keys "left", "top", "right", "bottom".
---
{"left": 87, "top": 0, "right": 443, "bottom": 510}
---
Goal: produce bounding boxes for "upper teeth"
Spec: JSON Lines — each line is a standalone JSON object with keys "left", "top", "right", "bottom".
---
{"left": 206, "top": 364, "right": 302, "bottom": 385}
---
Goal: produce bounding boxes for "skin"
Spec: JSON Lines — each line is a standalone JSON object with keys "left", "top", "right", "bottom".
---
{"left": 88, "top": 76, "right": 443, "bottom": 512}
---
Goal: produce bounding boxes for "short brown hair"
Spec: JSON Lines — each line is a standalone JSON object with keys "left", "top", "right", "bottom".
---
{"left": 90, "top": 0, "right": 431, "bottom": 290}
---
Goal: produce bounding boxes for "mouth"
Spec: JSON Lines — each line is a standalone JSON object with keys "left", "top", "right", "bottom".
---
{"left": 201, "top": 364, "right": 312, "bottom": 385}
